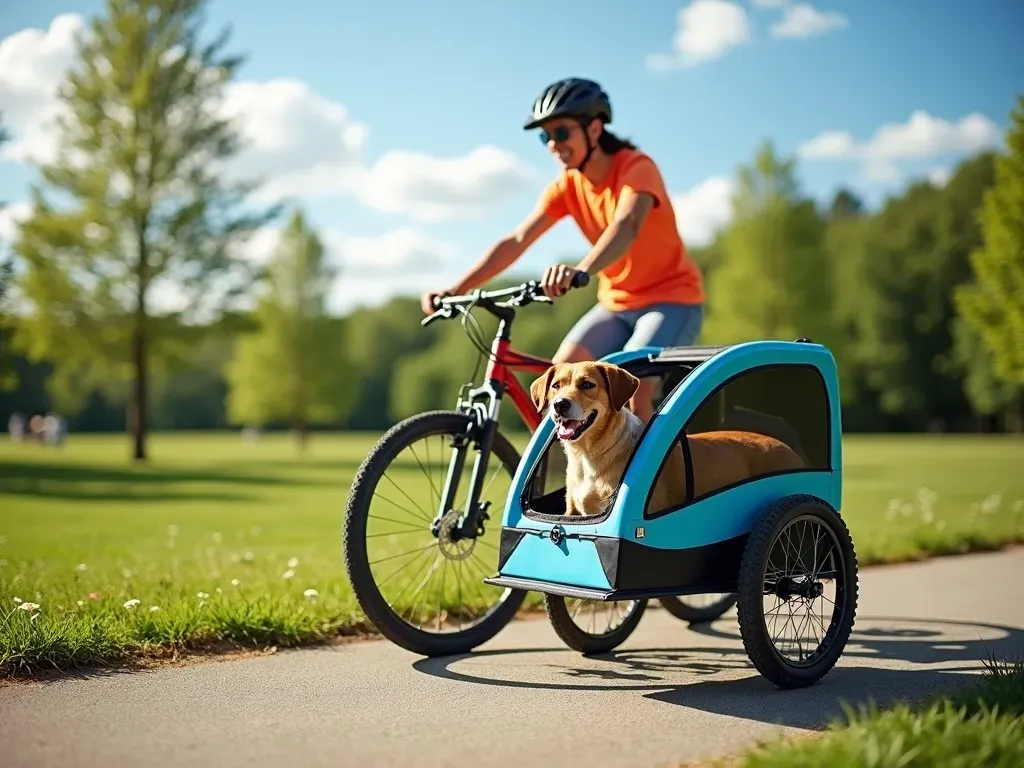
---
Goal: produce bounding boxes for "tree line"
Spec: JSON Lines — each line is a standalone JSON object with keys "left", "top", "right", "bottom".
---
{"left": 0, "top": 0, "right": 1022, "bottom": 461}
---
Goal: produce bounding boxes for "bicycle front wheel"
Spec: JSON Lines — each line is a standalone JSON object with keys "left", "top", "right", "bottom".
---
{"left": 343, "top": 410, "right": 527, "bottom": 656}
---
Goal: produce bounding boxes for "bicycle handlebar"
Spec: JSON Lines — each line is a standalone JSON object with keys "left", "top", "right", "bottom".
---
{"left": 421, "top": 271, "right": 590, "bottom": 327}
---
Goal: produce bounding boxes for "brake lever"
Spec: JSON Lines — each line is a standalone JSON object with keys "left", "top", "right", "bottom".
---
{"left": 420, "top": 306, "right": 453, "bottom": 327}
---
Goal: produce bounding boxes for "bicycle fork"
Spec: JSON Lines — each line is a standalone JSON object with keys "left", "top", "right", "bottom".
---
{"left": 431, "top": 393, "right": 502, "bottom": 543}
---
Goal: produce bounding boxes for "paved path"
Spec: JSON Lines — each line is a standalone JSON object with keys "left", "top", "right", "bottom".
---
{"left": 3, "top": 549, "right": 1023, "bottom": 768}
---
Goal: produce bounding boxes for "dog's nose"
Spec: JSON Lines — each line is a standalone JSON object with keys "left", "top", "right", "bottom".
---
{"left": 553, "top": 398, "right": 571, "bottom": 416}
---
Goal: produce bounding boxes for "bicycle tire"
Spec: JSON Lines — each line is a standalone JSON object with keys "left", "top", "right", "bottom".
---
{"left": 657, "top": 593, "right": 738, "bottom": 624}
{"left": 544, "top": 594, "right": 647, "bottom": 655}
{"left": 343, "top": 409, "right": 528, "bottom": 657}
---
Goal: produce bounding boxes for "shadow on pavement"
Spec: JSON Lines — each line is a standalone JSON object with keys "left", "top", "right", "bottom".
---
{"left": 410, "top": 615, "right": 1024, "bottom": 730}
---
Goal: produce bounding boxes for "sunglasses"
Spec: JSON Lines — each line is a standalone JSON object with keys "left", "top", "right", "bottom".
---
{"left": 539, "top": 125, "right": 573, "bottom": 144}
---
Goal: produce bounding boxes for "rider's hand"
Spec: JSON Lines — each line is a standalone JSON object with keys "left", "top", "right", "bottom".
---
{"left": 421, "top": 289, "right": 450, "bottom": 316}
{"left": 541, "top": 264, "right": 584, "bottom": 298}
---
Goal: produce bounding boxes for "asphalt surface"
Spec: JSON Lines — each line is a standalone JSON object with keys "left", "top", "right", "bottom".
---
{"left": 3, "top": 548, "right": 1023, "bottom": 768}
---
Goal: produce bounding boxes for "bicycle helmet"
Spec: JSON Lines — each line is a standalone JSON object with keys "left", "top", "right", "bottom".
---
{"left": 523, "top": 77, "right": 613, "bottom": 130}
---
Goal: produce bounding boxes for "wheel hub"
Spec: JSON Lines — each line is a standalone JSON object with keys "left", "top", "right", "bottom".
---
{"left": 437, "top": 509, "right": 475, "bottom": 561}
{"left": 773, "top": 575, "right": 824, "bottom": 600}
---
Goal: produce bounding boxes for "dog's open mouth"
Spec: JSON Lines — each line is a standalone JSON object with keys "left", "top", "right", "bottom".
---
{"left": 555, "top": 410, "right": 597, "bottom": 441}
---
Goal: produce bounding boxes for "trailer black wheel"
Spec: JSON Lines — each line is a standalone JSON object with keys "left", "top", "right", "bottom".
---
{"left": 658, "top": 593, "right": 737, "bottom": 624}
{"left": 736, "top": 494, "right": 858, "bottom": 689}
{"left": 543, "top": 595, "right": 647, "bottom": 655}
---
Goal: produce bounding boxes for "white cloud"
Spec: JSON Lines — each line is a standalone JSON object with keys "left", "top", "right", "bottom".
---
{"left": 0, "top": 201, "right": 32, "bottom": 245}
{"left": 670, "top": 175, "right": 736, "bottom": 248}
{"left": 215, "top": 78, "right": 367, "bottom": 201}
{"left": 750, "top": 0, "right": 790, "bottom": 7}
{"left": 0, "top": 13, "right": 84, "bottom": 165}
{"left": 928, "top": 166, "right": 951, "bottom": 188}
{"left": 797, "top": 130, "right": 856, "bottom": 159}
{"left": 646, "top": 0, "right": 753, "bottom": 70}
{"left": 769, "top": 4, "right": 848, "bottom": 39}
{"left": 224, "top": 223, "right": 461, "bottom": 314}
{"left": 798, "top": 110, "right": 1003, "bottom": 182}
{"left": 336, "top": 227, "right": 458, "bottom": 274}
{"left": 353, "top": 145, "right": 537, "bottom": 222}
{"left": 0, "top": 15, "right": 534, "bottom": 223}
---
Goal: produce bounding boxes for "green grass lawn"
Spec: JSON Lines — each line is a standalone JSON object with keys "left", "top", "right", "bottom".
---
{"left": 1, "top": 430, "right": 1023, "bottom": 676}
{"left": 704, "top": 655, "right": 1024, "bottom": 767}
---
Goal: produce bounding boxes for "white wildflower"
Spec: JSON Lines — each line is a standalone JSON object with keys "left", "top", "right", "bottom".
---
{"left": 18, "top": 602, "right": 39, "bottom": 612}
{"left": 215, "top": 587, "right": 222, "bottom": 594}
{"left": 981, "top": 493, "right": 1002, "bottom": 515}
{"left": 282, "top": 569, "right": 295, "bottom": 580}
{"left": 149, "top": 606, "right": 160, "bottom": 612}
{"left": 243, "top": 551, "right": 255, "bottom": 563}
{"left": 231, "top": 578, "right": 240, "bottom": 587}
{"left": 123, "top": 599, "right": 140, "bottom": 609}
{"left": 303, "top": 588, "right": 319, "bottom": 599}
{"left": 77, "top": 600, "right": 85, "bottom": 607}
{"left": 13, "top": 596, "right": 22, "bottom": 604}
{"left": 197, "top": 591, "right": 209, "bottom": 599}
{"left": 287, "top": 557, "right": 299, "bottom": 569}
{"left": 75, "top": 563, "right": 88, "bottom": 572}
{"left": 916, "top": 486, "right": 938, "bottom": 511}
{"left": 885, "top": 498, "right": 901, "bottom": 522}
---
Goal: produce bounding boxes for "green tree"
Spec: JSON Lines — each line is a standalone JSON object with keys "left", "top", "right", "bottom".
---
{"left": 0, "top": 114, "right": 17, "bottom": 390}
{"left": 225, "top": 210, "right": 356, "bottom": 449}
{"left": 702, "top": 140, "right": 838, "bottom": 350}
{"left": 11, "top": 0, "right": 276, "bottom": 461}
{"left": 842, "top": 154, "right": 997, "bottom": 430}
{"left": 954, "top": 95, "right": 1024, "bottom": 387}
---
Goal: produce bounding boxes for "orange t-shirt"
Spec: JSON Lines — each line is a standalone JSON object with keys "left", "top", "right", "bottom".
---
{"left": 536, "top": 148, "right": 705, "bottom": 311}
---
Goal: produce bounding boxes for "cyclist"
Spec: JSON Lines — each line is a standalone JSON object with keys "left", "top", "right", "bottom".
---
{"left": 421, "top": 77, "right": 705, "bottom": 423}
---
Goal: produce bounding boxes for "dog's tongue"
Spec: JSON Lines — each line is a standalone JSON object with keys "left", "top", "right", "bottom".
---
{"left": 556, "top": 420, "right": 580, "bottom": 439}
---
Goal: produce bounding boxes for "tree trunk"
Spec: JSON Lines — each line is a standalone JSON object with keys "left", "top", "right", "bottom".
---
{"left": 132, "top": 217, "right": 149, "bottom": 462}
{"left": 132, "top": 317, "right": 148, "bottom": 461}
{"left": 293, "top": 414, "right": 308, "bottom": 453}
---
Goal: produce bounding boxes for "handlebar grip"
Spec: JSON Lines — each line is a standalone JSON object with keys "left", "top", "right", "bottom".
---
{"left": 571, "top": 271, "right": 590, "bottom": 289}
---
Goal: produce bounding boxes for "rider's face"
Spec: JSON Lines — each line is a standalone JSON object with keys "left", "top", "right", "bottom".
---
{"left": 539, "top": 118, "right": 591, "bottom": 169}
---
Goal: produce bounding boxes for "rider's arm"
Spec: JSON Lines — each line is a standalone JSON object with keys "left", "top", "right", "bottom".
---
{"left": 448, "top": 179, "right": 567, "bottom": 294}
{"left": 575, "top": 188, "right": 655, "bottom": 274}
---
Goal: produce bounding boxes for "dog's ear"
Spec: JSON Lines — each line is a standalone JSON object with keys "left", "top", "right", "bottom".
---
{"left": 530, "top": 365, "right": 558, "bottom": 413}
{"left": 598, "top": 363, "right": 639, "bottom": 412}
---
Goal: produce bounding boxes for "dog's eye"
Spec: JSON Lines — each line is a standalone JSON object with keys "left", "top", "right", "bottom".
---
{"left": 551, "top": 382, "right": 560, "bottom": 390}
{"left": 579, "top": 380, "right": 595, "bottom": 389}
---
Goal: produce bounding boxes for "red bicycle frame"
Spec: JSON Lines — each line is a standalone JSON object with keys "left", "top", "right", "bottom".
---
{"left": 484, "top": 337, "right": 553, "bottom": 432}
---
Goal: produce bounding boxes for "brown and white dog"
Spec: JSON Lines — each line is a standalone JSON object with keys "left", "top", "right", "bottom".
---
{"left": 529, "top": 361, "right": 806, "bottom": 517}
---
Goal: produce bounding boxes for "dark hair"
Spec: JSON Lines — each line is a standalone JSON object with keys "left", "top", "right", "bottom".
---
{"left": 597, "top": 128, "right": 637, "bottom": 153}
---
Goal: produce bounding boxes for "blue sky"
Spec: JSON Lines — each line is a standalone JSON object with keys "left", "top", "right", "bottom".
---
{"left": 1, "top": 0, "right": 1022, "bottom": 312}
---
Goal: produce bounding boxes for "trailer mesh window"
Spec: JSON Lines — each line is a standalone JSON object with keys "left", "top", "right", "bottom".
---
{"left": 644, "top": 363, "right": 831, "bottom": 518}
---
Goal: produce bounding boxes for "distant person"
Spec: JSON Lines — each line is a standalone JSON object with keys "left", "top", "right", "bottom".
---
{"left": 29, "top": 414, "right": 44, "bottom": 443}
{"left": 7, "top": 411, "right": 25, "bottom": 442}
{"left": 420, "top": 78, "right": 704, "bottom": 422}
{"left": 43, "top": 412, "right": 66, "bottom": 446}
